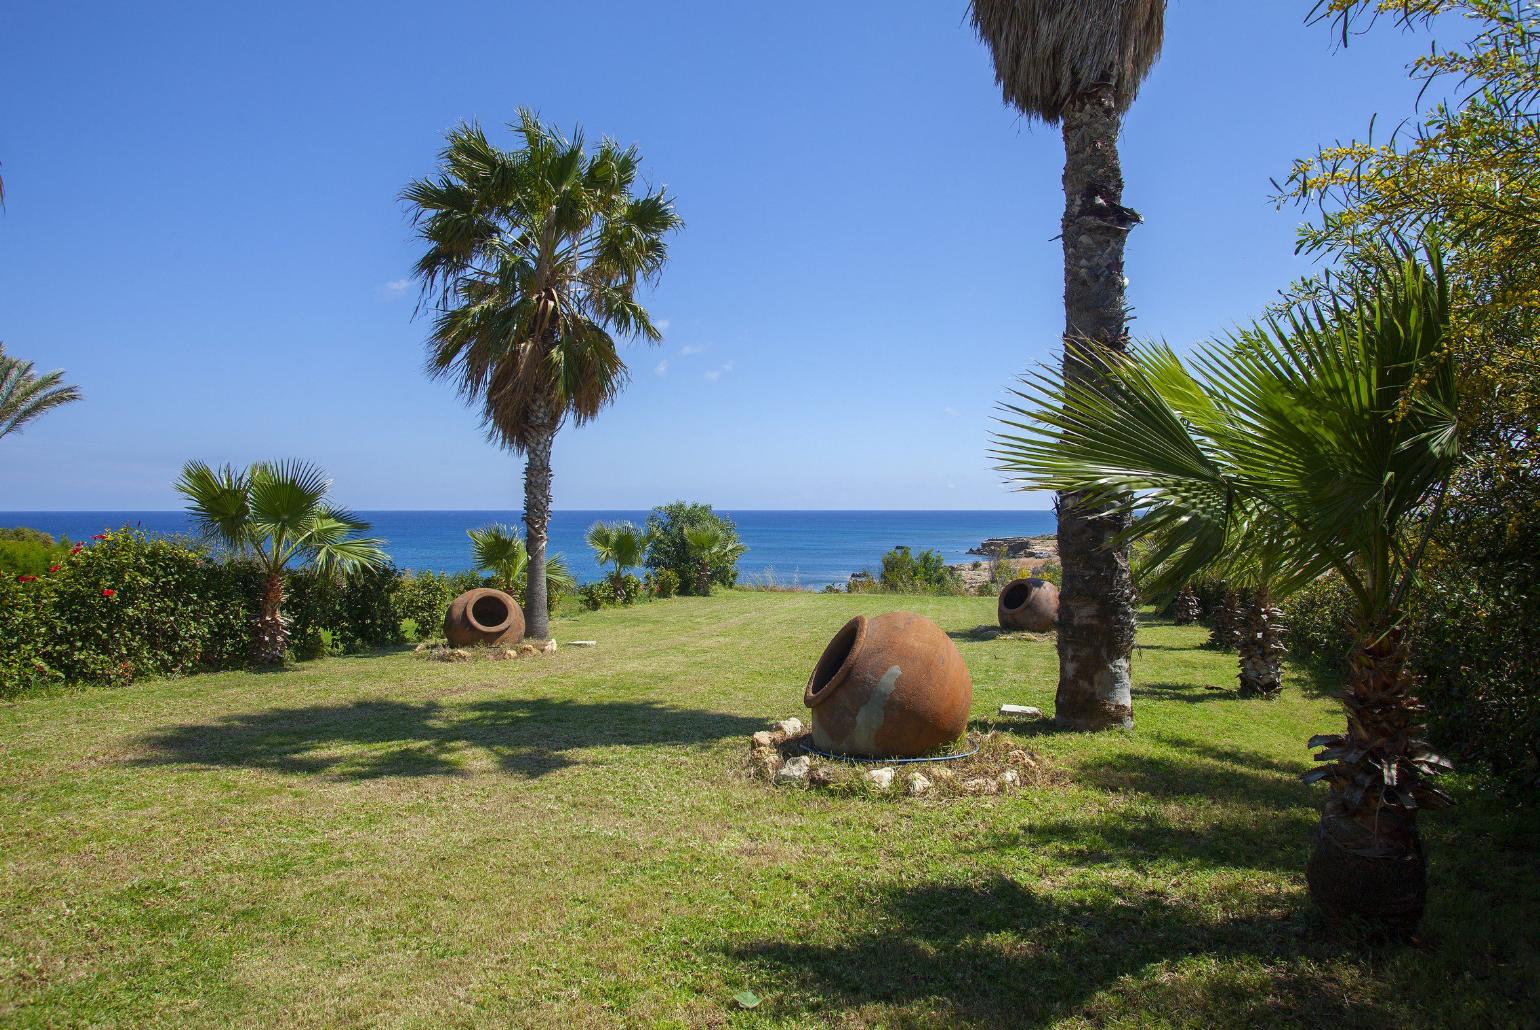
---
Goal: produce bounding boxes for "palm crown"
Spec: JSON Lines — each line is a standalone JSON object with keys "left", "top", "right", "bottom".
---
{"left": 586, "top": 521, "right": 652, "bottom": 583}
{"left": 995, "top": 246, "right": 1460, "bottom": 629}
{"left": 468, "top": 523, "right": 574, "bottom": 597}
{"left": 403, "top": 110, "right": 682, "bottom": 450}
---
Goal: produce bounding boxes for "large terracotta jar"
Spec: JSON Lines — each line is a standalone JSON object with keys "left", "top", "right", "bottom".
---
{"left": 998, "top": 577, "right": 1058, "bottom": 633}
{"left": 803, "top": 611, "right": 972, "bottom": 758}
{"left": 444, "top": 587, "right": 525, "bottom": 646}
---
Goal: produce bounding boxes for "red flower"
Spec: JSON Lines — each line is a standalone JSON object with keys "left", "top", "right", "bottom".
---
{"left": 70, "top": 544, "right": 84, "bottom": 554}
{"left": 16, "top": 575, "right": 37, "bottom": 583}
{"left": 101, "top": 588, "right": 116, "bottom": 597}
{"left": 49, "top": 565, "right": 61, "bottom": 573}
{"left": 92, "top": 534, "right": 107, "bottom": 541}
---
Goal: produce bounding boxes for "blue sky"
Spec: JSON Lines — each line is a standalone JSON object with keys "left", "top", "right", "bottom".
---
{"left": 1, "top": 2, "right": 1438, "bottom": 510}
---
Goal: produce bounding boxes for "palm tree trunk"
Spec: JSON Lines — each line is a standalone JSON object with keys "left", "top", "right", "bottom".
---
{"left": 1172, "top": 584, "right": 1200, "bottom": 626}
{"left": 1306, "top": 623, "right": 1429, "bottom": 936}
{"left": 1236, "top": 588, "right": 1286, "bottom": 698}
{"left": 522, "top": 408, "right": 557, "bottom": 642}
{"left": 253, "top": 571, "right": 287, "bottom": 665}
{"left": 1053, "top": 84, "right": 1139, "bottom": 732}
{"left": 1206, "top": 588, "right": 1241, "bottom": 651}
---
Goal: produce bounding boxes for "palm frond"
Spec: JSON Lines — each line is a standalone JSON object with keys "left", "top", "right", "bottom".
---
{"left": 0, "top": 343, "right": 83, "bottom": 441}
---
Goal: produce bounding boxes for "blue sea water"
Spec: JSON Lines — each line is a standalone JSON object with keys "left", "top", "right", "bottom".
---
{"left": 2, "top": 510, "right": 1056, "bottom": 588}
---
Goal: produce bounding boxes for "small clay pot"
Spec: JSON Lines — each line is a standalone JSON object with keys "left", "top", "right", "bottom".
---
{"left": 804, "top": 611, "right": 972, "bottom": 758}
{"left": 998, "top": 577, "right": 1058, "bottom": 633}
{"left": 444, "top": 588, "right": 525, "bottom": 646}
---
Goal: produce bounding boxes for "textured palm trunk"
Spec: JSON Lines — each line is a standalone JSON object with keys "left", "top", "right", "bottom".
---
{"left": 253, "top": 572, "right": 288, "bottom": 666}
{"left": 522, "top": 408, "right": 557, "bottom": 642}
{"left": 694, "top": 561, "right": 711, "bottom": 597}
{"left": 1054, "top": 84, "right": 1138, "bottom": 731}
{"left": 1172, "top": 584, "right": 1200, "bottom": 626}
{"left": 1236, "top": 589, "right": 1286, "bottom": 698}
{"left": 1206, "top": 588, "right": 1241, "bottom": 651}
{"left": 1306, "top": 624, "right": 1430, "bottom": 936}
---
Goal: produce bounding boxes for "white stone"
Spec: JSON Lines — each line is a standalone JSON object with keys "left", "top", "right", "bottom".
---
{"left": 541, "top": 639, "right": 557, "bottom": 654}
{"left": 961, "top": 777, "right": 999, "bottom": 796}
{"left": 1007, "top": 749, "right": 1037, "bottom": 768}
{"left": 865, "top": 767, "right": 895, "bottom": 790}
{"left": 776, "top": 717, "right": 805, "bottom": 738}
{"left": 776, "top": 756, "right": 812, "bottom": 783}
{"left": 998, "top": 704, "right": 1043, "bottom": 718}
{"left": 906, "top": 772, "right": 933, "bottom": 796}
{"left": 567, "top": 640, "right": 598, "bottom": 647}
{"left": 1000, "top": 769, "right": 1021, "bottom": 788}
{"left": 750, "top": 731, "right": 776, "bottom": 749}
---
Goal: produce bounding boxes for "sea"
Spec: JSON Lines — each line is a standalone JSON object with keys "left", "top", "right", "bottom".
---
{"left": 2, "top": 510, "right": 1057, "bottom": 589}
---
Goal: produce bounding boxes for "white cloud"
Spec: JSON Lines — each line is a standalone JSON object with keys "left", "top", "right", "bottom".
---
{"left": 704, "top": 360, "right": 734, "bottom": 382}
{"left": 943, "top": 406, "right": 959, "bottom": 417}
{"left": 679, "top": 344, "right": 707, "bottom": 356}
{"left": 381, "top": 278, "right": 411, "bottom": 294}
{"left": 654, "top": 359, "right": 669, "bottom": 377}
{"left": 655, "top": 319, "right": 670, "bottom": 332}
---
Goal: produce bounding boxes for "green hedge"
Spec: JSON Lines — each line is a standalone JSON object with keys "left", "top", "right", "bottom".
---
{"left": 0, "top": 529, "right": 499, "bottom": 698}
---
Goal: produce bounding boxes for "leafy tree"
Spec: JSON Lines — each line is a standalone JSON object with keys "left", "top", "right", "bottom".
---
{"left": 681, "top": 524, "right": 745, "bottom": 597}
{"left": 176, "top": 460, "right": 386, "bottom": 665}
{"left": 403, "top": 111, "right": 681, "bottom": 641}
{"left": 585, "top": 521, "right": 651, "bottom": 602}
{"left": 643, "top": 502, "right": 744, "bottom": 594}
{"left": 969, "top": 1, "right": 1167, "bottom": 731}
{"left": 0, "top": 343, "right": 81, "bottom": 441}
{"left": 467, "top": 523, "right": 574, "bottom": 608}
{"left": 996, "top": 248, "right": 1462, "bottom": 934}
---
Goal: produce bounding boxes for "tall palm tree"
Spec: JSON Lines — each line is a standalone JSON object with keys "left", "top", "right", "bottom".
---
{"left": 682, "top": 525, "right": 745, "bottom": 597}
{"left": 468, "top": 522, "right": 575, "bottom": 602}
{"left": 0, "top": 343, "right": 82, "bottom": 441}
{"left": 585, "top": 520, "right": 652, "bottom": 602}
{"left": 404, "top": 111, "right": 681, "bottom": 642}
{"left": 177, "top": 460, "right": 387, "bottom": 665}
{"left": 970, "top": 1, "right": 1167, "bottom": 731}
{"left": 995, "top": 247, "right": 1461, "bottom": 934}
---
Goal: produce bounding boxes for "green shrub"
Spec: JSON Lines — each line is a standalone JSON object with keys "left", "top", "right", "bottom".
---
{"left": 1412, "top": 561, "right": 1540, "bottom": 787}
{"left": 335, "top": 565, "right": 405, "bottom": 651}
{"left": 1035, "top": 561, "right": 1063, "bottom": 588}
{"left": 0, "top": 529, "right": 258, "bottom": 692}
{"left": 392, "top": 570, "right": 476, "bottom": 641}
{"left": 643, "top": 502, "right": 742, "bottom": 594}
{"left": 0, "top": 527, "right": 72, "bottom": 577}
{"left": 645, "top": 568, "right": 680, "bottom": 599}
{"left": 579, "top": 573, "right": 644, "bottom": 611}
{"left": 1281, "top": 575, "right": 1356, "bottom": 668}
{"left": 877, "top": 545, "right": 963, "bottom": 594}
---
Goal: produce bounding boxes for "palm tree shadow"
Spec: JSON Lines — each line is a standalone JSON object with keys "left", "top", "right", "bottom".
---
{"left": 729, "top": 876, "right": 1384, "bottom": 1026}
{"left": 129, "top": 697, "right": 762, "bottom": 781}
{"left": 1137, "top": 680, "right": 1239, "bottom": 704}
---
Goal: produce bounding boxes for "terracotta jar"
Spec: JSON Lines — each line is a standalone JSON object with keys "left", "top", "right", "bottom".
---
{"left": 998, "top": 577, "right": 1058, "bottom": 633}
{"left": 803, "top": 611, "right": 972, "bottom": 758}
{"left": 444, "top": 588, "right": 525, "bottom": 646}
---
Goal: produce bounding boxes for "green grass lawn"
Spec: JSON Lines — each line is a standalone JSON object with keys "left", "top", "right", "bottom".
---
{"left": 2, "top": 591, "right": 1536, "bottom": 1028}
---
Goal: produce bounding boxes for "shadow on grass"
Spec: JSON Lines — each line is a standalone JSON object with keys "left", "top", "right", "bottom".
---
{"left": 131, "top": 697, "right": 762, "bottom": 780}
{"left": 1136, "top": 680, "right": 1238, "bottom": 704}
{"left": 728, "top": 876, "right": 1393, "bottom": 1027}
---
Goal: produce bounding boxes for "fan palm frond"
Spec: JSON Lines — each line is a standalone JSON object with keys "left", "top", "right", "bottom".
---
{"left": 0, "top": 343, "right": 83, "bottom": 441}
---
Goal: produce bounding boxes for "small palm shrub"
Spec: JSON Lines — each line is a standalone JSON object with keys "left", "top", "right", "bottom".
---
{"left": 644, "top": 502, "right": 744, "bottom": 594}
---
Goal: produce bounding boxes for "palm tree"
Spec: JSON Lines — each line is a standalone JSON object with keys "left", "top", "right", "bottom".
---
{"left": 682, "top": 525, "right": 745, "bottom": 597}
{"left": 969, "top": 1, "right": 1167, "bottom": 731}
{"left": 0, "top": 343, "right": 82, "bottom": 441}
{"left": 468, "top": 523, "right": 575, "bottom": 602}
{"left": 995, "top": 247, "right": 1461, "bottom": 934}
{"left": 585, "top": 521, "right": 651, "bottom": 602}
{"left": 177, "top": 460, "right": 387, "bottom": 665}
{"left": 403, "top": 111, "right": 681, "bottom": 642}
